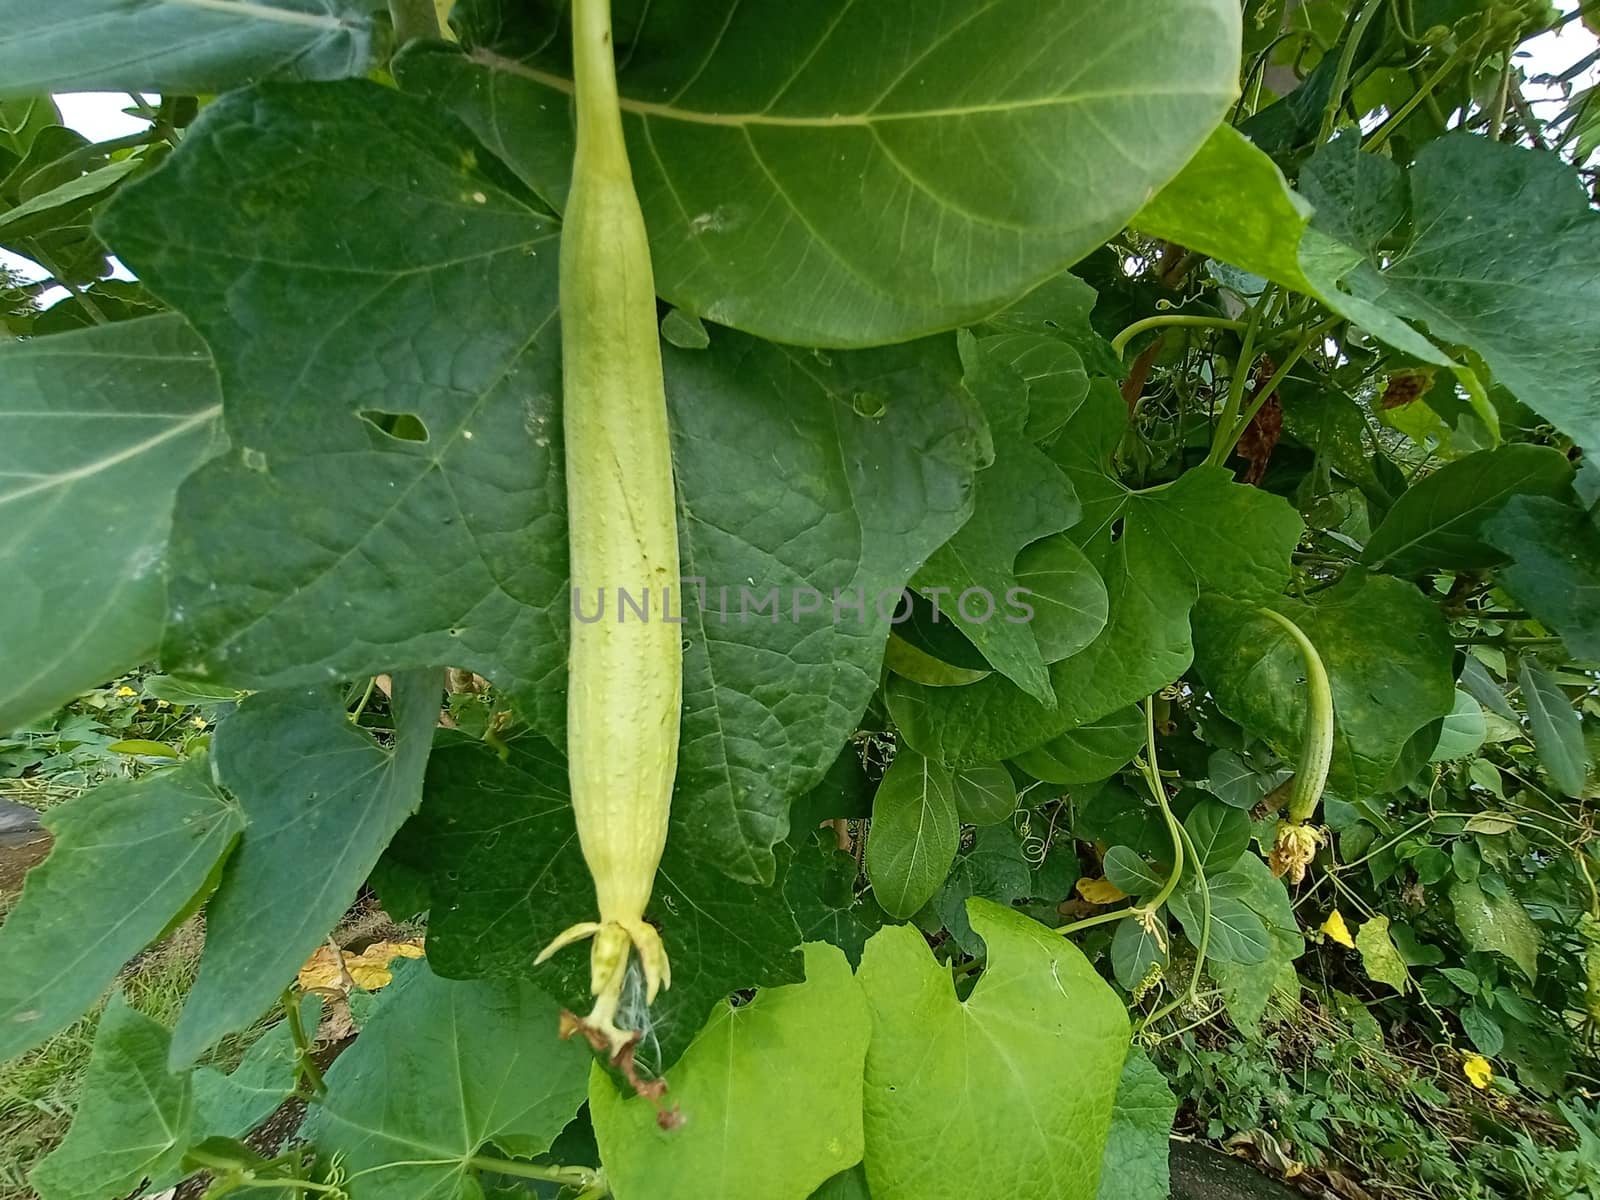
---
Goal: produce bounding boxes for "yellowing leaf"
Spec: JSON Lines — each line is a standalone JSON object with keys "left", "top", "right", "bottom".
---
{"left": 106, "top": 739, "right": 179, "bottom": 758}
{"left": 1321, "top": 909, "right": 1355, "bottom": 949}
{"left": 297, "top": 940, "right": 424, "bottom": 995}
{"left": 1462, "top": 1053, "right": 1493, "bottom": 1089}
{"left": 1076, "top": 877, "right": 1128, "bottom": 905}
{"left": 1354, "top": 914, "right": 1411, "bottom": 994}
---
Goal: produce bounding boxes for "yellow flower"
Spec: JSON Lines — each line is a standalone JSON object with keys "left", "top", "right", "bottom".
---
{"left": 1076, "top": 876, "right": 1128, "bottom": 905}
{"left": 1321, "top": 909, "right": 1356, "bottom": 949}
{"left": 190, "top": 716, "right": 207, "bottom": 729}
{"left": 115, "top": 686, "right": 137, "bottom": 698}
{"left": 1269, "top": 820, "right": 1325, "bottom": 884}
{"left": 1463, "top": 1053, "right": 1493, "bottom": 1089}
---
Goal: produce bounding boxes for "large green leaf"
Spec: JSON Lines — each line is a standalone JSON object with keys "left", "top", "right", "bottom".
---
{"left": 0, "top": 758, "right": 242, "bottom": 1061}
{"left": 1193, "top": 574, "right": 1456, "bottom": 798}
{"left": 101, "top": 80, "right": 983, "bottom": 886}
{"left": 30, "top": 995, "right": 191, "bottom": 1200}
{"left": 307, "top": 960, "right": 592, "bottom": 1200}
{"left": 1485, "top": 496, "right": 1600, "bottom": 662}
{"left": 397, "top": 732, "right": 806, "bottom": 1074}
{"left": 400, "top": 0, "right": 1242, "bottom": 344}
{"left": 866, "top": 748, "right": 960, "bottom": 920}
{"left": 1013, "top": 704, "right": 1144, "bottom": 786}
{"left": 784, "top": 831, "right": 887, "bottom": 968}
{"left": 890, "top": 390, "right": 1301, "bottom": 766}
{"left": 1205, "top": 855, "right": 1302, "bottom": 1033}
{"left": 858, "top": 902, "right": 1128, "bottom": 1200}
{"left": 0, "top": 315, "right": 223, "bottom": 732}
{"left": 0, "top": 0, "right": 375, "bottom": 96}
{"left": 590, "top": 943, "right": 868, "bottom": 1200}
{"left": 1362, "top": 445, "right": 1574, "bottom": 574}
{"left": 1518, "top": 659, "right": 1590, "bottom": 798}
{"left": 1095, "top": 1047, "right": 1176, "bottom": 1200}
{"left": 1301, "top": 135, "right": 1600, "bottom": 451}
{"left": 170, "top": 673, "right": 440, "bottom": 1066}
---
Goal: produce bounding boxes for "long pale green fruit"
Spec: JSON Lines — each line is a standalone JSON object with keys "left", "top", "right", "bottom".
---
{"left": 535, "top": 0, "right": 681, "bottom": 1057}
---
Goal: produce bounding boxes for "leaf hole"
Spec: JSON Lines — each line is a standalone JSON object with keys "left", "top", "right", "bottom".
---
{"left": 1109, "top": 516, "right": 1126, "bottom": 543}
{"left": 358, "top": 409, "right": 430, "bottom": 443}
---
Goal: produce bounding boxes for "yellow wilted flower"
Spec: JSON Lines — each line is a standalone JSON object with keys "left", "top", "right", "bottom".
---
{"left": 1321, "top": 909, "right": 1356, "bottom": 949}
{"left": 297, "top": 940, "right": 424, "bottom": 994}
{"left": 1463, "top": 1053, "right": 1493, "bottom": 1089}
{"left": 1076, "top": 876, "right": 1128, "bottom": 905}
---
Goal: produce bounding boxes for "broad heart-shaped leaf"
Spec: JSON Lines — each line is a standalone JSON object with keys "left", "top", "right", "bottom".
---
{"left": 979, "top": 332, "right": 1091, "bottom": 444}
{"left": 1132, "top": 124, "right": 1317, "bottom": 293}
{"left": 1362, "top": 445, "right": 1574, "bottom": 574}
{"left": 0, "top": 0, "right": 375, "bottom": 96}
{"left": 101, "top": 80, "right": 983, "bottom": 887}
{"left": 1301, "top": 135, "right": 1600, "bottom": 452}
{"left": 1192, "top": 573, "right": 1456, "bottom": 799}
{"left": 0, "top": 758, "right": 242, "bottom": 1061}
{"left": 1449, "top": 878, "right": 1541, "bottom": 983}
{"left": 866, "top": 748, "right": 960, "bottom": 920}
{"left": 1103, "top": 846, "right": 1164, "bottom": 898}
{"left": 30, "top": 995, "right": 190, "bottom": 1200}
{"left": 1014, "top": 534, "right": 1109, "bottom": 664}
{"left": 1184, "top": 798, "right": 1250, "bottom": 875}
{"left": 0, "top": 315, "right": 223, "bottom": 732}
{"left": 590, "top": 943, "right": 869, "bottom": 1200}
{"left": 401, "top": 0, "right": 1241, "bottom": 346}
{"left": 1205, "top": 854, "right": 1302, "bottom": 1033}
{"left": 888, "top": 390, "right": 1301, "bottom": 767}
{"left": 784, "top": 831, "right": 887, "bottom": 969}
{"left": 306, "top": 960, "right": 592, "bottom": 1200}
{"left": 1518, "top": 659, "right": 1591, "bottom": 798}
{"left": 1168, "top": 890, "right": 1269, "bottom": 966}
{"left": 1486, "top": 496, "right": 1600, "bottom": 663}
{"left": 397, "top": 731, "right": 806, "bottom": 1075}
{"left": 1096, "top": 1047, "right": 1176, "bottom": 1200}
{"left": 858, "top": 902, "right": 1128, "bottom": 1200}
{"left": 1013, "top": 704, "right": 1144, "bottom": 786}
{"left": 910, "top": 336, "right": 1080, "bottom": 702}
{"left": 170, "top": 672, "right": 440, "bottom": 1066}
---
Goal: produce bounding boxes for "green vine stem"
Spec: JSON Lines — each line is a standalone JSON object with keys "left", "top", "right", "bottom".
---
{"left": 1111, "top": 314, "right": 1248, "bottom": 360}
{"left": 1206, "top": 316, "right": 1339, "bottom": 467}
{"left": 1318, "top": 0, "right": 1386, "bottom": 143}
{"left": 1257, "top": 609, "right": 1333, "bottom": 824}
{"left": 466, "top": 1156, "right": 605, "bottom": 1189}
{"left": 281, "top": 987, "right": 326, "bottom": 1097}
{"left": 1137, "top": 822, "right": 1211, "bottom": 1034}
{"left": 1057, "top": 699, "right": 1184, "bottom": 937}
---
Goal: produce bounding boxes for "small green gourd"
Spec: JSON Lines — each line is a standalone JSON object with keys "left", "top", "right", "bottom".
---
{"left": 535, "top": 0, "right": 681, "bottom": 1057}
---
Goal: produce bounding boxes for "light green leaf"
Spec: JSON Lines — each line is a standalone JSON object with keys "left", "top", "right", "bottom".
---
{"left": 1014, "top": 534, "right": 1109, "bottom": 663}
{"left": 978, "top": 332, "right": 1091, "bottom": 443}
{"left": 1430, "top": 690, "right": 1487, "bottom": 763}
{"left": 859, "top": 902, "right": 1129, "bottom": 1200}
{"left": 0, "top": 0, "right": 375, "bottom": 96}
{"left": 1184, "top": 798, "right": 1251, "bottom": 875}
{"left": 1132, "top": 124, "right": 1316, "bottom": 292}
{"left": 1194, "top": 573, "right": 1456, "bottom": 797}
{"left": 866, "top": 749, "right": 960, "bottom": 919}
{"left": 1169, "top": 890, "right": 1269, "bottom": 965}
{"left": 981, "top": 272, "right": 1121, "bottom": 379}
{"left": 0, "top": 157, "right": 140, "bottom": 239}
{"left": 951, "top": 763, "right": 1019, "bottom": 826}
{"left": 192, "top": 1000, "right": 318, "bottom": 1140}
{"left": 592, "top": 943, "right": 869, "bottom": 1200}
{"left": 1095, "top": 1047, "right": 1176, "bottom": 1200}
{"left": 1450, "top": 878, "right": 1541, "bottom": 982}
{"left": 402, "top": 0, "right": 1242, "bottom": 345}
{"left": 307, "top": 960, "right": 591, "bottom": 1200}
{"left": 1355, "top": 914, "right": 1411, "bottom": 994}
{"left": 0, "top": 315, "right": 223, "bottom": 732}
{"left": 1486, "top": 496, "right": 1600, "bottom": 663}
{"left": 170, "top": 673, "right": 440, "bottom": 1065}
{"left": 935, "top": 823, "right": 1034, "bottom": 954}
{"left": 1518, "top": 659, "right": 1591, "bottom": 798}
{"left": 103, "top": 81, "right": 983, "bottom": 888}
{"left": 0, "top": 759, "right": 242, "bottom": 1060}
{"left": 1301, "top": 135, "right": 1600, "bottom": 451}
{"left": 1103, "top": 847, "right": 1164, "bottom": 898}
{"left": 1013, "top": 705, "right": 1145, "bottom": 786}
{"left": 30, "top": 995, "right": 191, "bottom": 1200}
{"left": 1206, "top": 856, "right": 1304, "bottom": 1032}
{"left": 1110, "top": 917, "right": 1166, "bottom": 991}
{"left": 1363, "top": 445, "right": 1574, "bottom": 574}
